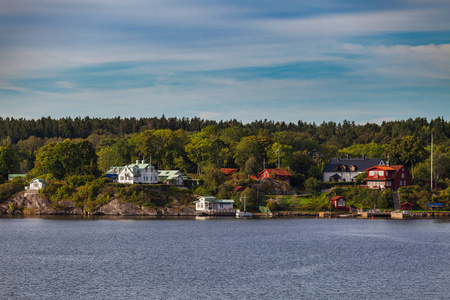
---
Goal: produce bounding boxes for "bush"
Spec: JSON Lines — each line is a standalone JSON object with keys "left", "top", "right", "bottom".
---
{"left": 266, "top": 200, "right": 277, "bottom": 211}
{"left": 0, "top": 177, "right": 27, "bottom": 203}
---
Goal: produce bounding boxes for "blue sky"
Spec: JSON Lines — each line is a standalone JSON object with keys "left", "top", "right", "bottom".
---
{"left": 0, "top": 0, "right": 449, "bottom": 124}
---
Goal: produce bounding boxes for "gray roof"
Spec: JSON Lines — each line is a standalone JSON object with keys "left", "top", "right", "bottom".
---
{"left": 323, "top": 156, "right": 384, "bottom": 172}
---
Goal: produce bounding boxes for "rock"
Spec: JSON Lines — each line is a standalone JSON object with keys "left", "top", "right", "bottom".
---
{"left": 58, "top": 200, "right": 75, "bottom": 209}
{"left": 141, "top": 206, "right": 159, "bottom": 216}
{"left": 97, "top": 199, "right": 143, "bottom": 216}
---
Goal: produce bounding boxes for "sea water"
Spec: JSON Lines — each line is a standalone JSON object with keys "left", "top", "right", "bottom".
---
{"left": 1, "top": 217, "right": 449, "bottom": 299}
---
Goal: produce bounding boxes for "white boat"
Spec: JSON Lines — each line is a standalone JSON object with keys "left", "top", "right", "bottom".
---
{"left": 235, "top": 196, "right": 253, "bottom": 218}
{"left": 236, "top": 209, "right": 253, "bottom": 218}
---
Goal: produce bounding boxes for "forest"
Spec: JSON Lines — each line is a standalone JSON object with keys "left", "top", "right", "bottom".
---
{"left": 0, "top": 116, "right": 449, "bottom": 211}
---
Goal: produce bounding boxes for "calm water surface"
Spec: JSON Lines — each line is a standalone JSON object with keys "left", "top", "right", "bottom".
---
{"left": 1, "top": 217, "right": 449, "bottom": 299}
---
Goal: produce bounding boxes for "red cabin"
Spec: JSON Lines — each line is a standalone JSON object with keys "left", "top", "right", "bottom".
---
{"left": 401, "top": 202, "right": 414, "bottom": 211}
{"left": 258, "top": 168, "right": 292, "bottom": 184}
{"left": 329, "top": 196, "right": 349, "bottom": 211}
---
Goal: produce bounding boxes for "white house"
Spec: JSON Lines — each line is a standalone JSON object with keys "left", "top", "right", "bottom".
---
{"left": 117, "top": 160, "right": 159, "bottom": 184}
{"left": 25, "top": 178, "right": 46, "bottom": 194}
{"left": 158, "top": 170, "right": 184, "bottom": 185}
{"left": 195, "top": 196, "right": 234, "bottom": 212}
{"left": 323, "top": 154, "right": 385, "bottom": 182}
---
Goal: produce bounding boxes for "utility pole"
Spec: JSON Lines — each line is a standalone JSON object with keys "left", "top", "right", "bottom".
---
{"left": 276, "top": 148, "right": 280, "bottom": 169}
{"left": 431, "top": 133, "right": 433, "bottom": 191}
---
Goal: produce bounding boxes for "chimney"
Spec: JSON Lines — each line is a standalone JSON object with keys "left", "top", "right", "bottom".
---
{"left": 136, "top": 160, "right": 139, "bottom": 164}
{"left": 346, "top": 154, "right": 351, "bottom": 159}
{"left": 363, "top": 154, "right": 366, "bottom": 159}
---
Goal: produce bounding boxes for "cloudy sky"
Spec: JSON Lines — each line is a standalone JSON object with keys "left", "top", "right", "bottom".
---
{"left": 1, "top": 0, "right": 449, "bottom": 124}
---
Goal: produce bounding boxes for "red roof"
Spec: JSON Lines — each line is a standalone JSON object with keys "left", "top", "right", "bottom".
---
{"left": 220, "top": 168, "right": 239, "bottom": 175}
{"left": 365, "top": 165, "right": 395, "bottom": 171}
{"left": 364, "top": 165, "right": 406, "bottom": 181}
{"left": 259, "top": 168, "right": 292, "bottom": 176}
{"left": 232, "top": 186, "right": 245, "bottom": 192}
{"left": 330, "top": 196, "right": 348, "bottom": 201}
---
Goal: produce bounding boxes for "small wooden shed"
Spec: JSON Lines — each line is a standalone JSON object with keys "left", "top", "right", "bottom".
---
{"left": 401, "top": 202, "right": 414, "bottom": 211}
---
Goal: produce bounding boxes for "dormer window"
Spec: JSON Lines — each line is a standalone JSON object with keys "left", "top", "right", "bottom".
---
{"left": 341, "top": 165, "right": 346, "bottom": 171}
{"left": 349, "top": 165, "right": 356, "bottom": 172}
{"left": 333, "top": 165, "right": 339, "bottom": 172}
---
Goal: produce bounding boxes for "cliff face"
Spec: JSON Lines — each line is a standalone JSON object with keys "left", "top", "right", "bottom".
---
{"left": 0, "top": 191, "right": 196, "bottom": 216}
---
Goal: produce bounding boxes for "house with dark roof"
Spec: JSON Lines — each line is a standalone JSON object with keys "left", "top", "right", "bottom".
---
{"left": 259, "top": 168, "right": 292, "bottom": 184}
{"left": 322, "top": 154, "right": 385, "bottom": 182}
{"left": 363, "top": 165, "right": 411, "bottom": 189}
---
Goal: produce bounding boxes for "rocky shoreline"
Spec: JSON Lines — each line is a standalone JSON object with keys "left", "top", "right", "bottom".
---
{"left": 0, "top": 191, "right": 196, "bottom": 216}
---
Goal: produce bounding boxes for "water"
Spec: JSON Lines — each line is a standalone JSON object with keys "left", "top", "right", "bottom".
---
{"left": 1, "top": 217, "right": 449, "bottom": 299}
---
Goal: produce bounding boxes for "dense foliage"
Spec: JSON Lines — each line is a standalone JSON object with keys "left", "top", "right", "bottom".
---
{"left": 0, "top": 116, "right": 449, "bottom": 211}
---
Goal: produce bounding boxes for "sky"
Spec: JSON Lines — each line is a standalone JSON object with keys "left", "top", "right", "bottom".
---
{"left": 0, "top": 0, "right": 449, "bottom": 125}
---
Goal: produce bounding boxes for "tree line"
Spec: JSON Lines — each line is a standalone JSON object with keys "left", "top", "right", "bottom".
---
{"left": 0, "top": 116, "right": 449, "bottom": 189}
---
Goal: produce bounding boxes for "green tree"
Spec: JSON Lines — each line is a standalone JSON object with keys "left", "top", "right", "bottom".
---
{"left": 267, "top": 142, "right": 294, "bottom": 169}
{"left": 32, "top": 139, "right": 100, "bottom": 180}
{"left": 305, "top": 177, "right": 322, "bottom": 196}
{"left": 0, "top": 144, "right": 18, "bottom": 183}
{"left": 234, "top": 136, "right": 264, "bottom": 168}
{"left": 244, "top": 155, "right": 259, "bottom": 176}
{"left": 390, "top": 136, "right": 427, "bottom": 178}
{"left": 199, "top": 164, "right": 226, "bottom": 195}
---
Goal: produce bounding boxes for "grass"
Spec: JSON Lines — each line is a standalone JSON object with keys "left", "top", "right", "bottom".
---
{"left": 261, "top": 193, "right": 329, "bottom": 211}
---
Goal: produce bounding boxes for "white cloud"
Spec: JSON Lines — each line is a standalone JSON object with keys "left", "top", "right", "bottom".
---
{"left": 258, "top": 9, "right": 450, "bottom": 37}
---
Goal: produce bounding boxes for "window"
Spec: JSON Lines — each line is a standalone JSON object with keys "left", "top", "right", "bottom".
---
{"left": 402, "top": 173, "right": 404, "bottom": 178}
{"left": 385, "top": 171, "right": 388, "bottom": 177}
{"left": 387, "top": 181, "right": 391, "bottom": 186}
{"left": 378, "top": 171, "right": 383, "bottom": 176}
{"left": 369, "top": 171, "right": 374, "bottom": 176}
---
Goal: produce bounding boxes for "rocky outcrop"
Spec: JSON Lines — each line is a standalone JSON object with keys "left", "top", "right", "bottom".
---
{"left": 1, "top": 191, "right": 196, "bottom": 216}
{"left": 97, "top": 199, "right": 144, "bottom": 216}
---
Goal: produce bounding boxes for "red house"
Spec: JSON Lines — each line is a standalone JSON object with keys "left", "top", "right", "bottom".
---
{"left": 401, "top": 202, "right": 414, "bottom": 211}
{"left": 329, "top": 196, "right": 349, "bottom": 211}
{"left": 258, "top": 168, "right": 292, "bottom": 184}
{"left": 363, "top": 165, "right": 411, "bottom": 189}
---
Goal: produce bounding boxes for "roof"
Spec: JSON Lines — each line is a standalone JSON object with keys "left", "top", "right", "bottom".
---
{"left": 8, "top": 174, "right": 26, "bottom": 178}
{"left": 365, "top": 166, "right": 395, "bottom": 171}
{"left": 32, "top": 178, "right": 46, "bottom": 183}
{"left": 323, "top": 157, "right": 384, "bottom": 173}
{"left": 330, "top": 196, "right": 348, "bottom": 201}
{"left": 401, "top": 202, "right": 414, "bottom": 206}
{"left": 259, "top": 168, "right": 292, "bottom": 176}
{"left": 195, "top": 196, "right": 234, "bottom": 204}
{"left": 428, "top": 203, "right": 443, "bottom": 207}
{"left": 220, "top": 168, "right": 239, "bottom": 175}
{"left": 158, "top": 170, "right": 182, "bottom": 180}
{"left": 232, "top": 186, "right": 245, "bottom": 192}
{"left": 364, "top": 165, "right": 406, "bottom": 181}
{"left": 105, "top": 166, "right": 124, "bottom": 175}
